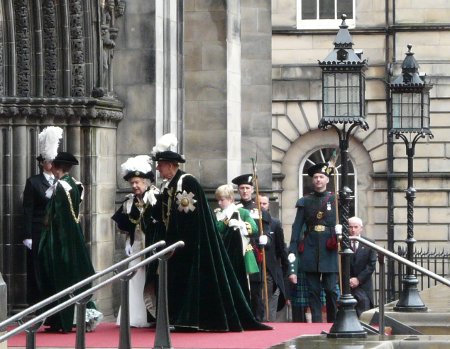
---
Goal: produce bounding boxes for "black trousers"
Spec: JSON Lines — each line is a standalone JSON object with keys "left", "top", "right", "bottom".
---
{"left": 250, "top": 280, "right": 264, "bottom": 321}
{"left": 305, "top": 272, "right": 338, "bottom": 323}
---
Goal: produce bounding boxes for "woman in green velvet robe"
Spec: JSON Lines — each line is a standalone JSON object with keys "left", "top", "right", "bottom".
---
{"left": 38, "top": 152, "right": 95, "bottom": 333}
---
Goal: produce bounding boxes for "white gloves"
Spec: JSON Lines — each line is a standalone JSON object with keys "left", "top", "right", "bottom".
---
{"left": 23, "top": 239, "right": 32, "bottom": 250}
{"left": 335, "top": 224, "right": 342, "bottom": 235}
{"left": 259, "top": 235, "right": 268, "bottom": 246}
{"left": 125, "top": 239, "right": 133, "bottom": 256}
{"left": 288, "top": 253, "right": 296, "bottom": 264}
{"left": 228, "top": 219, "right": 240, "bottom": 228}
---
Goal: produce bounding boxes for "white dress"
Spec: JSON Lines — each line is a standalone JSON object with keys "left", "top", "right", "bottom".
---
{"left": 116, "top": 227, "right": 150, "bottom": 327}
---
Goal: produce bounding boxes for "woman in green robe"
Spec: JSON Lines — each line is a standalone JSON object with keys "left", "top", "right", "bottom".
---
{"left": 38, "top": 152, "right": 95, "bottom": 333}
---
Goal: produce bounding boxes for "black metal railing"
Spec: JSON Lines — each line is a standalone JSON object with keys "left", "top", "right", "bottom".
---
{"left": 0, "top": 240, "right": 184, "bottom": 349}
{"left": 351, "top": 236, "right": 450, "bottom": 335}
{"left": 373, "top": 246, "right": 450, "bottom": 306}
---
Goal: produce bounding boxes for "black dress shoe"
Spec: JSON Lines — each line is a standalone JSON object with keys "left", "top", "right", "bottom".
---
{"left": 44, "top": 326, "right": 61, "bottom": 333}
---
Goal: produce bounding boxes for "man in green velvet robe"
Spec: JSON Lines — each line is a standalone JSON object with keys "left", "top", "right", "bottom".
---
{"left": 38, "top": 152, "right": 95, "bottom": 333}
{"left": 152, "top": 148, "right": 270, "bottom": 332}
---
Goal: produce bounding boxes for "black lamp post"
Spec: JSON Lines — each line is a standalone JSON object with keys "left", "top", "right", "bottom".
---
{"left": 318, "top": 14, "right": 368, "bottom": 338}
{"left": 390, "top": 44, "right": 432, "bottom": 312}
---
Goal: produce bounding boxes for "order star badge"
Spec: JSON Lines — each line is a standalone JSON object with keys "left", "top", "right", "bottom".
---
{"left": 176, "top": 190, "right": 197, "bottom": 213}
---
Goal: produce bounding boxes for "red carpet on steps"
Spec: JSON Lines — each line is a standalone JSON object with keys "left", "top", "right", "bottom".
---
{"left": 7, "top": 322, "right": 332, "bottom": 349}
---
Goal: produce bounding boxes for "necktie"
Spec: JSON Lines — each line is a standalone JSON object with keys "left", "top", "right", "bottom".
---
{"left": 352, "top": 240, "right": 357, "bottom": 252}
{"left": 48, "top": 176, "right": 55, "bottom": 185}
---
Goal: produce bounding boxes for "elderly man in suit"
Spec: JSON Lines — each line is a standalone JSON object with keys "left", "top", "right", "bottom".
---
{"left": 348, "top": 216, "right": 377, "bottom": 317}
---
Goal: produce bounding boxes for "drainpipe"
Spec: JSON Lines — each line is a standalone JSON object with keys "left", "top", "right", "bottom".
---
{"left": 386, "top": 0, "right": 395, "bottom": 302}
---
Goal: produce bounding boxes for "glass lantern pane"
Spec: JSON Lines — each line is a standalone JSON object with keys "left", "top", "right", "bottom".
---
{"left": 336, "top": 102, "right": 348, "bottom": 116}
{"left": 324, "top": 87, "right": 335, "bottom": 104}
{"left": 324, "top": 103, "right": 335, "bottom": 117}
{"left": 336, "top": 74, "right": 348, "bottom": 87}
{"left": 401, "top": 98, "right": 412, "bottom": 129}
{"left": 391, "top": 92, "right": 401, "bottom": 129}
{"left": 423, "top": 94, "right": 430, "bottom": 128}
{"left": 324, "top": 73, "right": 336, "bottom": 87}
{"left": 348, "top": 103, "right": 359, "bottom": 117}
{"left": 348, "top": 73, "right": 359, "bottom": 87}
{"left": 336, "top": 87, "right": 348, "bottom": 104}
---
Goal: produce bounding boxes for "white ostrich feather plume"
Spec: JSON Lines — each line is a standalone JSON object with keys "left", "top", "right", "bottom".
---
{"left": 121, "top": 155, "right": 152, "bottom": 177}
{"left": 152, "top": 133, "right": 178, "bottom": 155}
{"left": 38, "top": 126, "right": 63, "bottom": 161}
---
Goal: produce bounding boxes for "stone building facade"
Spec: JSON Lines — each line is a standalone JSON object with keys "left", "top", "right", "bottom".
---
{"left": 272, "top": 0, "right": 450, "bottom": 264}
{"left": 1, "top": 0, "right": 449, "bottom": 317}
{"left": 0, "top": 0, "right": 272, "bottom": 316}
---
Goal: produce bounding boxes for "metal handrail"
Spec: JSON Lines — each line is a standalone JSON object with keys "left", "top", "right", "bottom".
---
{"left": 0, "top": 240, "right": 185, "bottom": 342}
{"left": 351, "top": 235, "right": 450, "bottom": 335}
{"left": 0, "top": 240, "right": 166, "bottom": 330}
{"left": 352, "top": 236, "right": 450, "bottom": 287}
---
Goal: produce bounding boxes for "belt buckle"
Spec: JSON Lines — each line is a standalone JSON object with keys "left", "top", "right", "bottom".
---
{"left": 314, "top": 225, "right": 325, "bottom": 232}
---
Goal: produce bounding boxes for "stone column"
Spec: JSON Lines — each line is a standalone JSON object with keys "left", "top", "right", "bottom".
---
{"left": 184, "top": 0, "right": 240, "bottom": 188}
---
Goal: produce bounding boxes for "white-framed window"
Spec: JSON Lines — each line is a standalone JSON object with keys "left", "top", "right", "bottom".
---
{"left": 297, "top": 0, "right": 355, "bottom": 30}
{"left": 298, "top": 147, "right": 357, "bottom": 217}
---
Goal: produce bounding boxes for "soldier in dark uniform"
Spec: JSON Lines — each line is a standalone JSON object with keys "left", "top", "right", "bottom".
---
{"left": 232, "top": 174, "right": 265, "bottom": 321}
{"left": 22, "top": 155, "right": 54, "bottom": 305}
{"left": 288, "top": 163, "right": 338, "bottom": 323}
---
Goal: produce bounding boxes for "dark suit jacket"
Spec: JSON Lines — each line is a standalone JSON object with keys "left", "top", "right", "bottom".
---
{"left": 22, "top": 172, "right": 51, "bottom": 304}
{"left": 263, "top": 214, "right": 289, "bottom": 311}
{"left": 23, "top": 173, "right": 51, "bottom": 240}
{"left": 350, "top": 236, "right": 377, "bottom": 305}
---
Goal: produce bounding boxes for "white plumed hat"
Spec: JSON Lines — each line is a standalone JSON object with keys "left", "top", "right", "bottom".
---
{"left": 38, "top": 126, "right": 63, "bottom": 161}
{"left": 121, "top": 155, "right": 154, "bottom": 181}
{"left": 151, "top": 133, "right": 185, "bottom": 163}
{"left": 151, "top": 133, "right": 178, "bottom": 155}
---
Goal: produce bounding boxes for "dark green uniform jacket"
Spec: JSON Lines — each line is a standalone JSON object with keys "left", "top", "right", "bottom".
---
{"left": 289, "top": 191, "right": 338, "bottom": 273}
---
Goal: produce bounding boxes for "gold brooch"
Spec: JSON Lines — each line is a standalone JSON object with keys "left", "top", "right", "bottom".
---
{"left": 176, "top": 190, "right": 197, "bottom": 213}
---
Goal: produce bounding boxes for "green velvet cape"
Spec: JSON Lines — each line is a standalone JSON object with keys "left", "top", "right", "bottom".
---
{"left": 159, "top": 170, "right": 270, "bottom": 332}
{"left": 38, "top": 175, "right": 95, "bottom": 332}
{"left": 215, "top": 206, "right": 259, "bottom": 303}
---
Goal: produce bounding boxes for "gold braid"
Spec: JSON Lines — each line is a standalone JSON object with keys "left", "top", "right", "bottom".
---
{"left": 65, "top": 187, "right": 80, "bottom": 224}
{"left": 128, "top": 199, "right": 148, "bottom": 225}
{"left": 162, "top": 188, "right": 174, "bottom": 229}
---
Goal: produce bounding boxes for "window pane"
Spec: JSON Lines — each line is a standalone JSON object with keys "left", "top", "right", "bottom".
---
{"left": 319, "top": 0, "right": 335, "bottom": 19}
{"left": 302, "top": 0, "right": 317, "bottom": 19}
{"left": 337, "top": 0, "right": 353, "bottom": 19}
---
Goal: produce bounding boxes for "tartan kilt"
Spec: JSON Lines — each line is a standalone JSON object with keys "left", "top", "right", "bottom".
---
{"left": 290, "top": 271, "right": 340, "bottom": 307}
